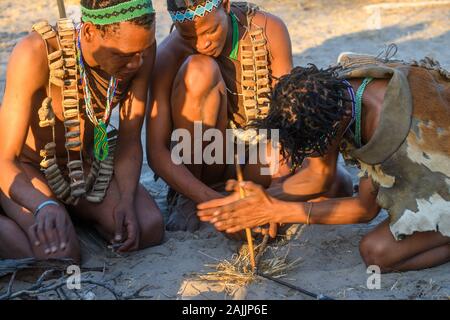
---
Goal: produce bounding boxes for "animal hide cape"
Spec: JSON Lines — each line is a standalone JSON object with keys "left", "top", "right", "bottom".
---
{"left": 337, "top": 52, "right": 450, "bottom": 240}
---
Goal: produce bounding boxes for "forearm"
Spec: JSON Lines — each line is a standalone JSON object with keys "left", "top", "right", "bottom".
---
{"left": 275, "top": 196, "right": 379, "bottom": 225}
{"left": 0, "top": 159, "right": 51, "bottom": 213}
{"left": 268, "top": 178, "right": 331, "bottom": 202}
{"left": 114, "top": 141, "right": 142, "bottom": 203}
{"left": 272, "top": 156, "right": 340, "bottom": 201}
{"left": 271, "top": 174, "right": 333, "bottom": 202}
{"left": 148, "top": 147, "right": 221, "bottom": 203}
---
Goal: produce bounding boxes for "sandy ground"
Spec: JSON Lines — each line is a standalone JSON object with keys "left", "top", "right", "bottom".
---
{"left": 0, "top": 0, "right": 449, "bottom": 300}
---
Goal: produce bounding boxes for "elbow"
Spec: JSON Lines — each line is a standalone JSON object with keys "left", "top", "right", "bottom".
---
{"left": 0, "top": 157, "right": 16, "bottom": 175}
{"left": 147, "top": 154, "right": 157, "bottom": 171}
{"left": 146, "top": 141, "right": 158, "bottom": 168}
{"left": 147, "top": 154, "right": 153, "bottom": 169}
{"left": 146, "top": 150, "right": 156, "bottom": 170}
{"left": 145, "top": 140, "right": 153, "bottom": 168}
{"left": 146, "top": 144, "right": 167, "bottom": 172}
{"left": 359, "top": 201, "right": 380, "bottom": 223}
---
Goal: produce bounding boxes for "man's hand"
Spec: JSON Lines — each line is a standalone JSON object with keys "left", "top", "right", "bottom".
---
{"left": 112, "top": 202, "right": 140, "bottom": 252}
{"left": 197, "top": 180, "right": 280, "bottom": 237}
{"left": 29, "top": 204, "right": 70, "bottom": 254}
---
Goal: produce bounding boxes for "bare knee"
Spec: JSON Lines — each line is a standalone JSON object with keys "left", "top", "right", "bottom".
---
{"left": 359, "top": 234, "right": 392, "bottom": 271}
{"left": 32, "top": 240, "right": 81, "bottom": 264}
{"left": 138, "top": 208, "right": 164, "bottom": 249}
{"left": 0, "top": 216, "right": 34, "bottom": 258}
{"left": 174, "top": 54, "right": 223, "bottom": 99}
{"left": 30, "top": 227, "right": 81, "bottom": 264}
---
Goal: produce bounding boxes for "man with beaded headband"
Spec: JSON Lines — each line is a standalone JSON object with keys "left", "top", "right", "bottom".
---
{"left": 147, "top": 0, "right": 353, "bottom": 232}
{"left": 0, "top": 0, "right": 163, "bottom": 262}
{"left": 198, "top": 50, "right": 450, "bottom": 272}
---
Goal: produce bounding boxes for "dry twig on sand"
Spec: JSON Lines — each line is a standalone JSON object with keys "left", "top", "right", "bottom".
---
{"left": 0, "top": 258, "right": 74, "bottom": 278}
{"left": 0, "top": 268, "right": 120, "bottom": 300}
{"left": 0, "top": 258, "right": 121, "bottom": 300}
{"left": 195, "top": 238, "right": 301, "bottom": 294}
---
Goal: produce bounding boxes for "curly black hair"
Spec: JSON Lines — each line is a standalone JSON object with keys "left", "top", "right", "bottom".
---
{"left": 255, "top": 64, "right": 352, "bottom": 168}
{"left": 81, "top": 0, "right": 155, "bottom": 34}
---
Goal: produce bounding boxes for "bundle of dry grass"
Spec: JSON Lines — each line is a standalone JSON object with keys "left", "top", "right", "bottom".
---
{"left": 196, "top": 240, "right": 302, "bottom": 293}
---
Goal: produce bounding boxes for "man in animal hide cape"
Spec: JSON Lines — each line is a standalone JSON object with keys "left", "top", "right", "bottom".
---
{"left": 198, "top": 47, "right": 450, "bottom": 272}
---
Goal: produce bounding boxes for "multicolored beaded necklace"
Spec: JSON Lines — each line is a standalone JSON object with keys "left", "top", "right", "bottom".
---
{"left": 76, "top": 26, "right": 118, "bottom": 161}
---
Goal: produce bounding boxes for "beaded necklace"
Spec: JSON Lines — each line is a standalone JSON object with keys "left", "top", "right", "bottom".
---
{"left": 76, "top": 27, "right": 117, "bottom": 161}
{"left": 229, "top": 12, "right": 239, "bottom": 61}
{"left": 355, "top": 77, "right": 374, "bottom": 147}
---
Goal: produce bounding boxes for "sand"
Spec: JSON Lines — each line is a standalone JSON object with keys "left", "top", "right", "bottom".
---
{"left": 0, "top": 0, "right": 449, "bottom": 300}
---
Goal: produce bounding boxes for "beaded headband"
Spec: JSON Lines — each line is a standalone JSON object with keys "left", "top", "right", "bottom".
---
{"left": 81, "top": 0, "right": 155, "bottom": 25}
{"left": 169, "top": 0, "right": 222, "bottom": 23}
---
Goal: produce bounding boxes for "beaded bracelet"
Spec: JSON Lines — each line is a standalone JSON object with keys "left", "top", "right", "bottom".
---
{"left": 34, "top": 200, "right": 60, "bottom": 217}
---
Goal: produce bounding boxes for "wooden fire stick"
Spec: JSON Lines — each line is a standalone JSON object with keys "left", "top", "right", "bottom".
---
{"left": 235, "top": 155, "right": 256, "bottom": 272}
{"left": 57, "top": 0, "right": 67, "bottom": 18}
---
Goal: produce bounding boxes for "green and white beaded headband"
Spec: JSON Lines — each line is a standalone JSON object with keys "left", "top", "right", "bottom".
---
{"left": 81, "top": 0, "right": 155, "bottom": 25}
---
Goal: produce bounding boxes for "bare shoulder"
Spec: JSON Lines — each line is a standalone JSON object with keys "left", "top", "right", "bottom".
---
{"left": 11, "top": 31, "right": 47, "bottom": 68}
{"left": 0, "top": 31, "right": 50, "bottom": 134}
{"left": 251, "top": 10, "right": 292, "bottom": 73}
{"left": 152, "top": 30, "right": 194, "bottom": 91}
{"left": 7, "top": 31, "right": 49, "bottom": 88}
{"left": 253, "top": 10, "right": 289, "bottom": 38}
{"left": 155, "top": 31, "right": 193, "bottom": 68}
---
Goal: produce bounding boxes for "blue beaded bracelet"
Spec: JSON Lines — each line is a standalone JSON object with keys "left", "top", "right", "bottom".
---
{"left": 34, "top": 200, "right": 59, "bottom": 217}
